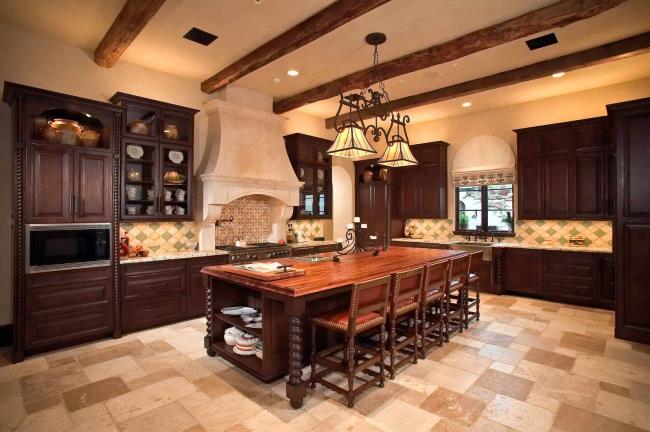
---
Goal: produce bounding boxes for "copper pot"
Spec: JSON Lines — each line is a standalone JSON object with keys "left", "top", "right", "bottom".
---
{"left": 79, "top": 129, "right": 100, "bottom": 147}
{"left": 48, "top": 118, "right": 82, "bottom": 145}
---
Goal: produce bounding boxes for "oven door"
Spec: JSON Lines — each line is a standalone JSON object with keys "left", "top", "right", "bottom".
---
{"left": 26, "top": 223, "right": 111, "bottom": 273}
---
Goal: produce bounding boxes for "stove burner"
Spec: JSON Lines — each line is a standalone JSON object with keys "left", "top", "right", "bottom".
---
{"left": 215, "top": 242, "right": 291, "bottom": 264}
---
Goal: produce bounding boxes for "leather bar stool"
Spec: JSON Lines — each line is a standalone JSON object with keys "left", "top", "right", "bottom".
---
{"left": 309, "top": 274, "right": 392, "bottom": 408}
{"left": 386, "top": 267, "right": 425, "bottom": 379}
{"left": 464, "top": 251, "right": 483, "bottom": 328}
{"left": 445, "top": 255, "right": 470, "bottom": 341}
{"left": 419, "top": 259, "right": 451, "bottom": 358}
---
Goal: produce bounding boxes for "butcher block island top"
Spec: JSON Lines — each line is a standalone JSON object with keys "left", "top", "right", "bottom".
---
{"left": 201, "top": 246, "right": 466, "bottom": 297}
{"left": 201, "top": 246, "right": 467, "bottom": 409}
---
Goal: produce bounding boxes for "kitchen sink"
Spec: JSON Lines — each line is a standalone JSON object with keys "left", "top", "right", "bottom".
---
{"left": 449, "top": 242, "right": 493, "bottom": 261}
{"left": 288, "top": 255, "right": 331, "bottom": 263}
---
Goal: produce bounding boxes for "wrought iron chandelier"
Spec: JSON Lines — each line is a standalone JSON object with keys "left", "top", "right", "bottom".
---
{"left": 326, "top": 32, "right": 418, "bottom": 167}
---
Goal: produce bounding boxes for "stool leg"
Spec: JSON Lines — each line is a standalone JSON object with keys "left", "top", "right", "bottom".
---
{"left": 389, "top": 317, "right": 397, "bottom": 379}
{"left": 309, "top": 324, "right": 317, "bottom": 389}
{"left": 437, "top": 299, "right": 444, "bottom": 346}
{"left": 419, "top": 304, "right": 426, "bottom": 359}
{"left": 444, "top": 291, "right": 450, "bottom": 342}
{"left": 476, "top": 280, "right": 481, "bottom": 322}
{"left": 459, "top": 288, "right": 464, "bottom": 334}
{"left": 464, "top": 286, "right": 469, "bottom": 329}
{"left": 379, "top": 323, "right": 386, "bottom": 387}
{"left": 346, "top": 336, "right": 355, "bottom": 408}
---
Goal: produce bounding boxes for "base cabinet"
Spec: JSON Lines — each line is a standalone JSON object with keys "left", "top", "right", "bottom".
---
{"left": 505, "top": 249, "right": 543, "bottom": 296}
{"left": 120, "top": 255, "right": 228, "bottom": 332}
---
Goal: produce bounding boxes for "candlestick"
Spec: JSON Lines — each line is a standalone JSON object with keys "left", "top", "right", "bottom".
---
{"left": 353, "top": 217, "right": 360, "bottom": 223}
{"left": 361, "top": 224, "right": 367, "bottom": 229}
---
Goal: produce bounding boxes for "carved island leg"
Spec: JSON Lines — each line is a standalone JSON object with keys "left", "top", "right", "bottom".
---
{"left": 286, "top": 314, "right": 307, "bottom": 409}
{"left": 205, "top": 279, "right": 216, "bottom": 357}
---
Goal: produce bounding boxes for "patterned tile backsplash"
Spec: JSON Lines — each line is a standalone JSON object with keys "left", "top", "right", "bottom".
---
{"left": 214, "top": 195, "right": 272, "bottom": 245}
{"left": 120, "top": 222, "right": 196, "bottom": 253}
{"left": 289, "top": 219, "right": 327, "bottom": 242}
{"left": 404, "top": 219, "right": 612, "bottom": 247}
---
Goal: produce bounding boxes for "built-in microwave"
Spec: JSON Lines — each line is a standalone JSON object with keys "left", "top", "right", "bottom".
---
{"left": 26, "top": 223, "right": 111, "bottom": 273}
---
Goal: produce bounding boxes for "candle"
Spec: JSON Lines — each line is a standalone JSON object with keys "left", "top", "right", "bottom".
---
{"left": 346, "top": 223, "right": 354, "bottom": 229}
{"left": 353, "top": 217, "right": 360, "bottom": 223}
{"left": 336, "top": 238, "right": 344, "bottom": 243}
{"left": 369, "top": 235, "right": 377, "bottom": 240}
{"left": 361, "top": 223, "right": 367, "bottom": 229}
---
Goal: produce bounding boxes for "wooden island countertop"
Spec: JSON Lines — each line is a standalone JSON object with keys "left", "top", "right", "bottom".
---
{"left": 201, "top": 246, "right": 467, "bottom": 409}
{"left": 201, "top": 246, "right": 466, "bottom": 297}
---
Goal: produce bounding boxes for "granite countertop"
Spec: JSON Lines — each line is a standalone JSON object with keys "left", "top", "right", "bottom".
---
{"left": 391, "top": 237, "right": 612, "bottom": 254}
{"left": 287, "top": 240, "right": 338, "bottom": 248}
{"left": 120, "top": 249, "right": 230, "bottom": 264}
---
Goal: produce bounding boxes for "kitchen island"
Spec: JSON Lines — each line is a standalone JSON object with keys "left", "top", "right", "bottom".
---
{"left": 201, "top": 245, "right": 466, "bottom": 408}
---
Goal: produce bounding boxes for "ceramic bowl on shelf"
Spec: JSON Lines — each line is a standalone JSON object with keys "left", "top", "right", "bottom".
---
{"left": 241, "top": 312, "right": 258, "bottom": 323}
{"left": 129, "top": 120, "right": 149, "bottom": 135}
{"left": 253, "top": 341, "right": 263, "bottom": 360}
{"left": 224, "top": 327, "right": 243, "bottom": 346}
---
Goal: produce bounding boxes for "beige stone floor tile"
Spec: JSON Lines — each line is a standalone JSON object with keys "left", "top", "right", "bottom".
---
{"left": 513, "top": 329, "right": 559, "bottom": 351}
{"left": 572, "top": 354, "right": 650, "bottom": 387}
{"left": 186, "top": 391, "right": 263, "bottom": 432}
{"left": 135, "top": 348, "right": 192, "bottom": 374}
{"left": 372, "top": 398, "right": 440, "bottom": 432}
{"left": 553, "top": 402, "right": 646, "bottom": 432}
{"left": 420, "top": 387, "right": 484, "bottom": 427}
{"left": 484, "top": 394, "right": 553, "bottom": 432}
{"left": 510, "top": 317, "right": 548, "bottom": 332}
{"left": 46, "top": 355, "right": 76, "bottom": 369}
{"left": 440, "top": 346, "right": 493, "bottom": 375}
{"left": 465, "top": 385, "right": 497, "bottom": 404}
{"left": 465, "top": 329, "right": 514, "bottom": 347}
{"left": 490, "top": 361, "right": 515, "bottom": 374}
{"left": 21, "top": 361, "right": 90, "bottom": 413}
{"left": 599, "top": 380, "right": 631, "bottom": 397}
{"left": 105, "top": 376, "right": 197, "bottom": 423}
{"left": 348, "top": 380, "right": 404, "bottom": 416}
{"left": 77, "top": 340, "right": 151, "bottom": 367}
{"left": 392, "top": 371, "right": 438, "bottom": 395}
{"left": 478, "top": 344, "right": 525, "bottom": 366}
{"left": 148, "top": 340, "right": 176, "bottom": 353}
{"left": 179, "top": 390, "right": 212, "bottom": 411}
{"left": 423, "top": 361, "right": 480, "bottom": 394}
{"left": 630, "top": 381, "right": 650, "bottom": 405}
{"left": 425, "top": 341, "right": 460, "bottom": 361}
{"left": 83, "top": 354, "right": 146, "bottom": 382}
{"left": 0, "top": 394, "right": 27, "bottom": 431}
{"left": 475, "top": 369, "right": 533, "bottom": 401}
{"left": 68, "top": 402, "right": 108, "bottom": 426}
{"left": 174, "top": 359, "right": 213, "bottom": 382}
{"left": 524, "top": 347, "right": 576, "bottom": 371}
{"left": 451, "top": 335, "right": 486, "bottom": 349}
{"left": 605, "top": 345, "right": 650, "bottom": 369}
{"left": 559, "top": 332, "right": 606, "bottom": 355}
{"left": 526, "top": 391, "right": 560, "bottom": 414}
{"left": 124, "top": 367, "right": 183, "bottom": 390}
{"left": 216, "top": 368, "right": 269, "bottom": 399}
{"left": 508, "top": 342, "right": 530, "bottom": 353}
{"left": 62, "top": 376, "right": 130, "bottom": 412}
{"left": 0, "top": 356, "right": 49, "bottom": 383}
{"left": 13, "top": 405, "right": 72, "bottom": 432}
{"left": 117, "top": 401, "right": 198, "bottom": 432}
{"left": 594, "top": 389, "right": 650, "bottom": 431}
{"left": 486, "top": 322, "right": 524, "bottom": 337}
{"left": 66, "top": 413, "right": 118, "bottom": 432}
{"left": 532, "top": 369, "right": 600, "bottom": 411}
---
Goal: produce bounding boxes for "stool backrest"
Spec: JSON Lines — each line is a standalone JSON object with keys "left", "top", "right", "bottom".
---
{"left": 349, "top": 274, "right": 392, "bottom": 332}
{"left": 424, "top": 259, "right": 451, "bottom": 297}
{"left": 449, "top": 255, "right": 470, "bottom": 286}
{"left": 390, "top": 267, "right": 425, "bottom": 317}
{"left": 468, "top": 251, "right": 483, "bottom": 277}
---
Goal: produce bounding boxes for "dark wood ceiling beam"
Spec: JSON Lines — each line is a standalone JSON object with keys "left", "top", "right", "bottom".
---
{"left": 274, "top": 0, "right": 627, "bottom": 114}
{"left": 200, "top": 0, "right": 392, "bottom": 94}
{"left": 95, "top": 0, "right": 166, "bottom": 68}
{"left": 324, "top": 32, "right": 650, "bottom": 128}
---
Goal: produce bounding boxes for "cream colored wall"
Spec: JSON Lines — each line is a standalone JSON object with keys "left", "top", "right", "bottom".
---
{"left": 0, "top": 24, "right": 215, "bottom": 326}
{"left": 282, "top": 110, "right": 355, "bottom": 241}
{"left": 407, "top": 76, "right": 650, "bottom": 221}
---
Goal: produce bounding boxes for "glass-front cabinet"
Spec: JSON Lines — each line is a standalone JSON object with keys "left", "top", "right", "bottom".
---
{"left": 284, "top": 133, "right": 333, "bottom": 219}
{"left": 111, "top": 93, "right": 198, "bottom": 221}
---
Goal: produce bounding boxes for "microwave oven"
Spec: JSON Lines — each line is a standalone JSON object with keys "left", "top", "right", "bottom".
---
{"left": 26, "top": 223, "right": 111, "bottom": 273}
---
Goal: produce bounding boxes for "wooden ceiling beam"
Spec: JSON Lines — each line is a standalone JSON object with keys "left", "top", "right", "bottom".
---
{"left": 200, "top": 0, "right": 392, "bottom": 94}
{"left": 274, "top": 0, "right": 627, "bottom": 114}
{"left": 324, "top": 32, "right": 650, "bottom": 128}
{"left": 95, "top": 0, "right": 166, "bottom": 68}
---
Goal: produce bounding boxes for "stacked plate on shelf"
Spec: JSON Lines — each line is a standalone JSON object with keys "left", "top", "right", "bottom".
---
{"left": 234, "top": 333, "right": 260, "bottom": 356}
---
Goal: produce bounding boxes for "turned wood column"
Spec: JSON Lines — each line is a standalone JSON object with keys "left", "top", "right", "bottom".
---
{"left": 286, "top": 299, "right": 307, "bottom": 409}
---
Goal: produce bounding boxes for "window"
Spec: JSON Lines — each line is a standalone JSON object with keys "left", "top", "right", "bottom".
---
{"left": 456, "top": 184, "right": 514, "bottom": 234}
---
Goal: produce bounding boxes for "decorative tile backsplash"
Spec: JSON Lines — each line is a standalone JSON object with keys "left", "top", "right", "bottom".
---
{"left": 215, "top": 195, "right": 272, "bottom": 245}
{"left": 404, "top": 219, "right": 612, "bottom": 248}
{"left": 289, "top": 219, "right": 326, "bottom": 242}
{"left": 120, "top": 222, "right": 196, "bottom": 253}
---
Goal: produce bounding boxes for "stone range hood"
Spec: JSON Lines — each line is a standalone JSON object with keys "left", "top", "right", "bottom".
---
{"left": 196, "top": 97, "right": 302, "bottom": 250}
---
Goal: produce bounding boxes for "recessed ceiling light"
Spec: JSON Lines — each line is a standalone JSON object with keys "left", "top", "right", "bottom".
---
{"left": 552, "top": 71, "right": 565, "bottom": 78}
{"left": 273, "top": 77, "right": 280, "bottom": 83}
{"left": 287, "top": 69, "right": 299, "bottom": 77}
{"left": 252, "top": 0, "right": 263, "bottom": 4}
{"left": 462, "top": 101, "right": 472, "bottom": 108}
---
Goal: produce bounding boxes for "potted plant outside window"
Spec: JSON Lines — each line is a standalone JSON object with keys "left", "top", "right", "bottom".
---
{"left": 459, "top": 212, "right": 470, "bottom": 230}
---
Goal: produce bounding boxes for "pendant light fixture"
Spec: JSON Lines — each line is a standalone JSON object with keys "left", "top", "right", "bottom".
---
{"left": 326, "top": 33, "right": 418, "bottom": 167}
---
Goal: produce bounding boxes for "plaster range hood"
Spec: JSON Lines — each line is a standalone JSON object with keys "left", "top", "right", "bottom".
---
{"left": 196, "top": 94, "right": 302, "bottom": 250}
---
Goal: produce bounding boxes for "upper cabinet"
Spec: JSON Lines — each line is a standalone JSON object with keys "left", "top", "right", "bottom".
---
{"left": 3, "top": 82, "right": 122, "bottom": 224}
{"left": 515, "top": 117, "right": 612, "bottom": 220}
{"left": 392, "top": 141, "right": 449, "bottom": 219}
{"left": 284, "top": 133, "right": 333, "bottom": 219}
{"left": 110, "top": 93, "right": 198, "bottom": 221}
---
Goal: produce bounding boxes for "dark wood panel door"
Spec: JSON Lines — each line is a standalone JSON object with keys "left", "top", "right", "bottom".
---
{"left": 26, "top": 144, "right": 74, "bottom": 223}
{"left": 74, "top": 149, "right": 113, "bottom": 222}
{"left": 544, "top": 126, "right": 572, "bottom": 156}
{"left": 574, "top": 119, "right": 606, "bottom": 152}
{"left": 543, "top": 251, "right": 597, "bottom": 305}
{"left": 355, "top": 183, "right": 373, "bottom": 228}
{"left": 599, "top": 255, "right": 615, "bottom": 310}
{"left": 505, "top": 249, "right": 543, "bottom": 295}
{"left": 399, "top": 168, "right": 419, "bottom": 218}
{"left": 545, "top": 157, "right": 572, "bottom": 218}
{"left": 605, "top": 152, "right": 616, "bottom": 219}
{"left": 517, "top": 130, "right": 544, "bottom": 158}
{"left": 574, "top": 152, "right": 604, "bottom": 218}
{"left": 187, "top": 256, "right": 228, "bottom": 317}
{"left": 371, "top": 183, "right": 389, "bottom": 248}
{"left": 419, "top": 166, "right": 446, "bottom": 219}
{"left": 610, "top": 98, "right": 650, "bottom": 343}
{"left": 517, "top": 158, "right": 545, "bottom": 219}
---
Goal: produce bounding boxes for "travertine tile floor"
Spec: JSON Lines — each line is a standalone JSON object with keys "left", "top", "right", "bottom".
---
{"left": 1, "top": 293, "right": 650, "bottom": 432}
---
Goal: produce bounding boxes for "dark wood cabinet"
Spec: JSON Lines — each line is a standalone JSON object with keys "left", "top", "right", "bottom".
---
{"left": 26, "top": 143, "right": 74, "bottom": 223}
{"left": 75, "top": 149, "right": 113, "bottom": 222}
{"left": 284, "top": 133, "right": 333, "bottom": 219}
{"left": 505, "top": 249, "right": 543, "bottom": 296}
{"left": 399, "top": 168, "right": 419, "bottom": 218}
{"left": 599, "top": 255, "right": 615, "bottom": 310}
{"left": 356, "top": 182, "right": 390, "bottom": 248}
{"left": 608, "top": 97, "right": 650, "bottom": 344}
{"left": 543, "top": 251, "right": 597, "bottom": 305}
{"left": 187, "top": 256, "right": 228, "bottom": 317}
{"left": 515, "top": 117, "right": 611, "bottom": 220}
{"left": 110, "top": 93, "right": 198, "bottom": 221}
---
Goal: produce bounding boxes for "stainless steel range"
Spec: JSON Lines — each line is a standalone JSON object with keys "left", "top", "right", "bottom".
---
{"left": 216, "top": 242, "right": 291, "bottom": 264}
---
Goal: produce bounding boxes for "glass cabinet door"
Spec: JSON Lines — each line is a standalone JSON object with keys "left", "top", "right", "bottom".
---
{"left": 160, "top": 109, "right": 192, "bottom": 145}
{"left": 160, "top": 144, "right": 192, "bottom": 219}
{"left": 123, "top": 140, "right": 158, "bottom": 218}
{"left": 124, "top": 103, "right": 159, "bottom": 141}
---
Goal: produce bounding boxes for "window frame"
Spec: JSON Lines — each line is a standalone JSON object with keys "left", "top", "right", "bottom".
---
{"left": 455, "top": 184, "right": 515, "bottom": 236}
